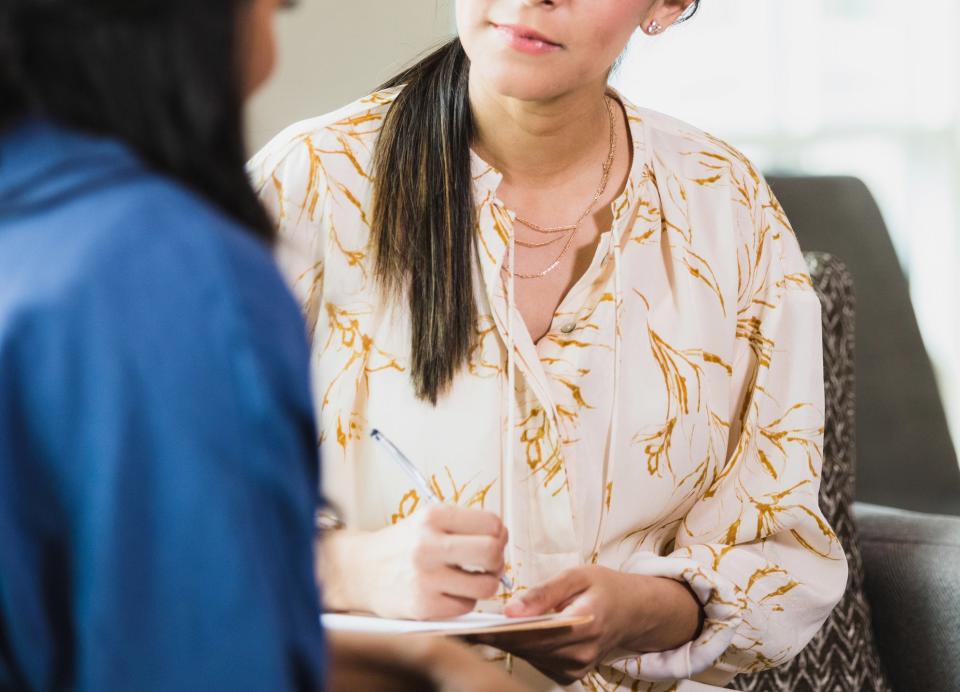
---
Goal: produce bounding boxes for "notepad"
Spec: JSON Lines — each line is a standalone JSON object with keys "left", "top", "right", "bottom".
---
{"left": 322, "top": 611, "right": 593, "bottom": 637}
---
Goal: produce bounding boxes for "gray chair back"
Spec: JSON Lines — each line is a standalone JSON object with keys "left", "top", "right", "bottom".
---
{"left": 766, "top": 175, "right": 959, "bottom": 515}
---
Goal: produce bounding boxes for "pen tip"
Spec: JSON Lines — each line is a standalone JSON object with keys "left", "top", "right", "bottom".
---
{"left": 369, "top": 429, "right": 380, "bottom": 438}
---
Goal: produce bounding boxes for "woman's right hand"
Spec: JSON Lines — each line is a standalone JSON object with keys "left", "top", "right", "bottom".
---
{"left": 320, "top": 505, "right": 508, "bottom": 620}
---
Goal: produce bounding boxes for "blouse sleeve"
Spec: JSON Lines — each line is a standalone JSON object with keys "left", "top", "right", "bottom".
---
{"left": 617, "top": 175, "right": 848, "bottom": 685}
{"left": 249, "top": 132, "right": 330, "bottom": 336}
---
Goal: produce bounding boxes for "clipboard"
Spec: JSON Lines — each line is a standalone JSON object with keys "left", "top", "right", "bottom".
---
{"left": 322, "top": 611, "right": 594, "bottom": 637}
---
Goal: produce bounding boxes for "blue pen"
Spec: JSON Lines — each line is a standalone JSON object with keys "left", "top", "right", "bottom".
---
{"left": 370, "top": 428, "right": 513, "bottom": 591}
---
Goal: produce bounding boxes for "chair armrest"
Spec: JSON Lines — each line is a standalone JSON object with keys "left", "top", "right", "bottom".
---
{"left": 853, "top": 502, "right": 960, "bottom": 690}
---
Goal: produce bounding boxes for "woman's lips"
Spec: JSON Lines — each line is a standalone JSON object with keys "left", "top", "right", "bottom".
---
{"left": 491, "top": 23, "right": 564, "bottom": 55}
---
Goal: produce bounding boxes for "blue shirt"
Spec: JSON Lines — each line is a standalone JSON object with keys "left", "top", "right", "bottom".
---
{"left": 0, "top": 122, "right": 325, "bottom": 690}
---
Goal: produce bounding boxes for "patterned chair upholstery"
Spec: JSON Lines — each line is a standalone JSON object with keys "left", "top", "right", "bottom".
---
{"left": 729, "top": 252, "right": 960, "bottom": 691}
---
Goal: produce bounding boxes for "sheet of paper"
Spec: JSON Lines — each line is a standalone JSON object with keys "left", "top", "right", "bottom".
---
{"left": 322, "top": 611, "right": 591, "bottom": 636}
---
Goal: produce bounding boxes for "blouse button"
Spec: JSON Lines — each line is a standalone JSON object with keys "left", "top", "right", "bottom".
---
{"left": 560, "top": 322, "right": 577, "bottom": 334}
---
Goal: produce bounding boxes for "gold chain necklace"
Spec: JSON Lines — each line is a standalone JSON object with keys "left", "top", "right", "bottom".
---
{"left": 504, "top": 97, "right": 618, "bottom": 279}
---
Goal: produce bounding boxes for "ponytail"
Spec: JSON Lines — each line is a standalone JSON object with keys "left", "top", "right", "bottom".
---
{"left": 371, "top": 39, "right": 476, "bottom": 405}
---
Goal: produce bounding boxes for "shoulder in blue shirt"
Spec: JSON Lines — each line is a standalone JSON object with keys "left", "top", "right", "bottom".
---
{"left": 0, "top": 121, "right": 325, "bottom": 691}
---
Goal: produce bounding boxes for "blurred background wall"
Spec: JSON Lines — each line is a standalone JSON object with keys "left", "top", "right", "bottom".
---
{"left": 246, "top": 0, "right": 453, "bottom": 150}
{"left": 248, "top": 0, "right": 959, "bottom": 461}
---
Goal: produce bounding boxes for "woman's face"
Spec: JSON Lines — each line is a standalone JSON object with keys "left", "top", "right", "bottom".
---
{"left": 238, "top": 0, "right": 286, "bottom": 98}
{"left": 456, "top": 0, "right": 687, "bottom": 102}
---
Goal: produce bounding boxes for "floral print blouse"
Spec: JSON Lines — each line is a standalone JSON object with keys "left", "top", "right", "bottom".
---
{"left": 248, "top": 87, "right": 847, "bottom": 691}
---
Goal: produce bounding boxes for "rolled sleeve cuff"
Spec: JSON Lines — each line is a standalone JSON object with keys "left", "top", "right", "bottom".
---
{"left": 607, "top": 553, "right": 747, "bottom": 681}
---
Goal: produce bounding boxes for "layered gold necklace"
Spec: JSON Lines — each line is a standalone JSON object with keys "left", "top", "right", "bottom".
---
{"left": 503, "top": 96, "right": 618, "bottom": 280}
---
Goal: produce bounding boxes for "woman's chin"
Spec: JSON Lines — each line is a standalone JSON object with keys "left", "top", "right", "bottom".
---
{"left": 474, "top": 67, "right": 572, "bottom": 103}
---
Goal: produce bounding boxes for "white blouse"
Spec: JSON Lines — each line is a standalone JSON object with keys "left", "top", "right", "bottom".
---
{"left": 248, "top": 87, "right": 848, "bottom": 691}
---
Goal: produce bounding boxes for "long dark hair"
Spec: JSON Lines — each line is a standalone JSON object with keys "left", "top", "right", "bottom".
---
{"left": 0, "top": 0, "right": 275, "bottom": 241}
{"left": 371, "top": 1, "right": 701, "bottom": 404}
{"left": 372, "top": 39, "right": 475, "bottom": 405}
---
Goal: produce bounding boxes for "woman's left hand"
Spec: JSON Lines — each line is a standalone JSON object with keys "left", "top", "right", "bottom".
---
{"left": 474, "top": 566, "right": 703, "bottom": 685}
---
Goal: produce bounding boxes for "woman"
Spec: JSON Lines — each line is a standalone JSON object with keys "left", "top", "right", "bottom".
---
{"left": 0, "top": 2, "right": 324, "bottom": 689}
{"left": 0, "top": 1, "right": 524, "bottom": 691}
{"left": 250, "top": 0, "right": 847, "bottom": 689}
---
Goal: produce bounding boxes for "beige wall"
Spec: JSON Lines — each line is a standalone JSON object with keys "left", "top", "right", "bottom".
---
{"left": 247, "top": 0, "right": 454, "bottom": 152}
